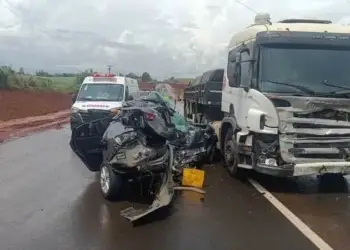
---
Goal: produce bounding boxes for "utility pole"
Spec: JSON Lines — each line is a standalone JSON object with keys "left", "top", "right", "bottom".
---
{"left": 107, "top": 65, "right": 112, "bottom": 74}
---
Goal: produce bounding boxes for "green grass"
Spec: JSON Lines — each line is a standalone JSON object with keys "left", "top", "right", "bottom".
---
{"left": 0, "top": 66, "right": 79, "bottom": 93}
{"left": 35, "top": 76, "right": 77, "bottom": 93}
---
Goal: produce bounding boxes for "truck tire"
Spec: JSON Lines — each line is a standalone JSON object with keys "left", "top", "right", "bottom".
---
{"left": 224, "top": 129, "right": 239, "bottom": 177}
{"left": 100, "top": 163, "right": 123, "bottom": 200}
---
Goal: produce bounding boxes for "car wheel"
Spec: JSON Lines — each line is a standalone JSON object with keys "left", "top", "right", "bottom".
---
{"left": 100, "top": 164, "right": 123, "bottom": 200}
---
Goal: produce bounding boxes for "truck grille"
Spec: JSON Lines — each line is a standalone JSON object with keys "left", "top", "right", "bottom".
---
{"left": 274, "top": 97, "right": 350, "bottom": 163}
{"left": 293, "top": 109, "right": 350, "bottom": 129}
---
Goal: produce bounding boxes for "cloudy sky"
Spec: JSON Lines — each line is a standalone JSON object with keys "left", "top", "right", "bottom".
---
{"left": 0, "top": 0, "right": 349, "bottom": 79}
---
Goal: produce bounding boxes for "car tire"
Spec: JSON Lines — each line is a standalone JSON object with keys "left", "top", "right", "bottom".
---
{"left": 224, "top": 129, "right": 240, "bottom": 177}
{"left": 100, "top": 163, "right": 123, "bottom": 200}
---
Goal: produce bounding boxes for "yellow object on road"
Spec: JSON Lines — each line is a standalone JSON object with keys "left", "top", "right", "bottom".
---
{"left": 182, "top": 168, "right": 205, "bottom": 188}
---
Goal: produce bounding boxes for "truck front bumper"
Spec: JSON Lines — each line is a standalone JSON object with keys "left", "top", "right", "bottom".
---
{"left": 256, "top": 162, "right": 350, "bottom": 177}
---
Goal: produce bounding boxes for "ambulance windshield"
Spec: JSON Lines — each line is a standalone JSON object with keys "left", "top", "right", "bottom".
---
{"left": 77, "top": 83, "right": 125, "bottom": 102}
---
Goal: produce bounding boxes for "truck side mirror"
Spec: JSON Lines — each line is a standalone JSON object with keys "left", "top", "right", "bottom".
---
{"left": 127, "top": 95, "right": 134, "bottom": 101}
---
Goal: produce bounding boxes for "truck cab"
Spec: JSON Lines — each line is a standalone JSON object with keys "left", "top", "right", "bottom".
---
{"left": 218, "top": 13, "right": 350, "bottom": 177}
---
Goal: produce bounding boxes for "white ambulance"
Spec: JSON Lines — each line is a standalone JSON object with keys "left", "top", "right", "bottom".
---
{"left": 70, "top": 73, "right": 140, "bottom": 130}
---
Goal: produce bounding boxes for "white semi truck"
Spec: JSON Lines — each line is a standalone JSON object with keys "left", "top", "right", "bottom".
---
{"left": 188, "top": 13, "right": 350, "bottom": 178}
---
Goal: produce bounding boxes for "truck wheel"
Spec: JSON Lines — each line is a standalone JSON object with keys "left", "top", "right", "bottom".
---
{"left": 224, "top": 129, "right": 239, "bottom": 177}
{"left": 100, "top": 164, "right": 123, "bottom": 200}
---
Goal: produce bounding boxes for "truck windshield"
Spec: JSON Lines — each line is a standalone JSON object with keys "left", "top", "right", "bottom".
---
{"left": 77, "top": 83, "right": 124, "bottom": 102}
{"left": 259, "top": 45, "right": 350, "bottom": 94}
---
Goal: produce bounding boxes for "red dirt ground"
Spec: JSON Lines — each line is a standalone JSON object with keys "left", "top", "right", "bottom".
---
{"left": 0, "top": 90, "right": 72, "bottom": 142}
{"left": 0, "top": 90, "right": 72, "bottom": 121}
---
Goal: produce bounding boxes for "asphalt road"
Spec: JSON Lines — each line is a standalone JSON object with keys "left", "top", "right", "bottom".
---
{"left": 0, "top": 104, "right": 349, "bottom": 250}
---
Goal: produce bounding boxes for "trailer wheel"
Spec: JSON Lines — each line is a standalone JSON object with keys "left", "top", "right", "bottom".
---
{"left": 224, "top": 129, "right": 240, "bottom": 177}
{"left": 194, "top": 113, "right": 202, "bottom": 123}
{"left": 100, "top": 164, "right": 123, "bottom": 200}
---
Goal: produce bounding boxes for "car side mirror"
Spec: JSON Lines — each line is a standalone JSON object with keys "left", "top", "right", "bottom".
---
{"left": 72, "top": 93, "right": 77, "bottom": 103}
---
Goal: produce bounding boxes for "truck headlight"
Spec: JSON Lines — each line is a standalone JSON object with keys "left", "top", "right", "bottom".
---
{"left": 114, "top": 132, "right": 138, "bottom": 145}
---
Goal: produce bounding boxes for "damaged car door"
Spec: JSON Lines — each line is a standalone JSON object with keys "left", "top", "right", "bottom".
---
{"left": 70, "top": 117, "right": 112, "bottom": 171}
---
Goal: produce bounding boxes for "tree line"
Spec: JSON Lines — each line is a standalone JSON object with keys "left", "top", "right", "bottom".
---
{"left": 0, "top": 65, "right": 154, "bottom": 90}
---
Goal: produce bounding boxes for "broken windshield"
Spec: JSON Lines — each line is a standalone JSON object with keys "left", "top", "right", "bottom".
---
{"left": 259, "top": 45, "right": 350, "bottom": 94}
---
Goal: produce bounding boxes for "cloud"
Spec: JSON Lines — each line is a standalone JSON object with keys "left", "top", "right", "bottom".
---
{"left": 0, "top": 0, "right": 349, "bottom": 78}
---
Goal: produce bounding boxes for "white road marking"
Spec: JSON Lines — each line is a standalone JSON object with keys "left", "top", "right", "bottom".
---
{"left": 248, "top": 178, "right": 334, "bottom": 250}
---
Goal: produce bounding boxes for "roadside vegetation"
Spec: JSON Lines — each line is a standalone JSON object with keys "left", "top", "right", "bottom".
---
{"left": 0, "top": 65, "right": 190, "bottom": 94}
{"left": 0, "top": 66, "right": 77, "bottom": 93}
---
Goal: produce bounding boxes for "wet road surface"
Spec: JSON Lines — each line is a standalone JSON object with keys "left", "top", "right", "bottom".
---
{"left": 175, "top": 102, "right": 350, "bottom": 249}
{"left": 0, "top": 126, "right": 318, "bottom": 250}
{"left": 0, "top": 102, "right": 349, "bottom": 250}
{"left": 253, "top": 174, "right": 350, "bottom": 250}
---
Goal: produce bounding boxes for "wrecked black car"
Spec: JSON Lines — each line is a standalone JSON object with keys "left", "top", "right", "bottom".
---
{"left": 70, "top": 92, "right": 217, "bottom": 221}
